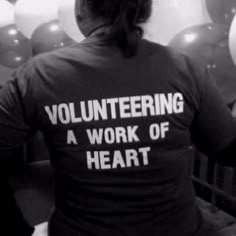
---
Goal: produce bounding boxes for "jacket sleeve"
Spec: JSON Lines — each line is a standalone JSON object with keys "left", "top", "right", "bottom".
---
{"left": 190, "top": 65, "right": 236, "bottom": 166}
{"left": 0, "top": 61, "right": 38, "bottom": 235}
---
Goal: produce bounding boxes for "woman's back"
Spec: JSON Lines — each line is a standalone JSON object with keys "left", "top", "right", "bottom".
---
{"left": 14, "top": 36, "right": 215, "bottom": 235}
{"left": 1, "top": 1, "right": 236, "bottom": 235}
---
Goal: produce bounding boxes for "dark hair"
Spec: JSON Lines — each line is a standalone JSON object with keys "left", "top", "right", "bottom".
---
{"left": 86, "top": 0, "right": 152, "bottom": 57}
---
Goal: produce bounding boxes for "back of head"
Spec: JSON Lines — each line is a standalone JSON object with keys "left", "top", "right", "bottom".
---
{"left": 78, "top": 0, "right": 153, "bottom": 57}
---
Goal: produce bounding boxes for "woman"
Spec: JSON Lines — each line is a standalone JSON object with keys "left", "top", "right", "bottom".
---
{"left": 1, "top": 0, "right": 236, "bottom": 235}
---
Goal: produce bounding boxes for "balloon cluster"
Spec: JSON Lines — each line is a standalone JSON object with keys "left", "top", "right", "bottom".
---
{"left": 0, "top": 0, "right": 83, "bottom": 70}
{"left": 168, "top": 0, "right": 236, "bottom": 104}
{"left": 1, "top": 0, "right": 236, "bottom": 104}
{"left": 0, "top": 24, "right": 31, "bottom": 68}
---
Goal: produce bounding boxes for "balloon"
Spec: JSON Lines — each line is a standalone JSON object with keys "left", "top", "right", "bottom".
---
{"left": 6, "top": 0, "right": 17, "bottom": 4}
{"left": 206, "top": 0, "right": 236, "bottom": 25}
{"left": 0, "top": 0, "right": 14, "bottom": 28}
{"left": 143, "top": 0, "right": 211, "bottom": 45}
{"left": 15, "top": 0, "right": 58, "bottom": 38}
{"left": 169, "top": 23, "right": 236, "bottom": 104}
{"left": 0, "top": 24, "right": 31, "bottom": 68}
{"left": 229, "top": 15, "right": 236, "bottom": 67}
{"left": 58, "top": 0, "right": 84, "bottom": 42}
{"left": 31, "top": 20, "right": 75, "bottom": 55}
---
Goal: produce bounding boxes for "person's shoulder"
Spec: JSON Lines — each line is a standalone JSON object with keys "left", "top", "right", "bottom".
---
{"left": 142, "top": 39, "right": 206, "bottom": 93}
{"left": 140, "top": 39, "right": 170, "bottom": 57}
{"left": 160, "top": 44, "right": 206, "bottom": 85}
{"left": 31, "top": 43, "right": 81, "bottom": 67}
{"left": 23, "top": 43, "right": 88, "bottom": 80}
{"left": 167, "top": 46, "right": 207, "bottom": 101}
{"left": 140, "top": 39, "right": 189, "bottom": 67}
{"left": 7, "top": 43, "right": 90, "bottom": 96}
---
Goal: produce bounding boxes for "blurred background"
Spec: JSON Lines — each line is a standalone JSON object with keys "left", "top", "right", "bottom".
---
{"left": 1, "top": 0, "right": 236, "bottom": 231}
{"left": 1, "top": 0, "right": 236, "bottom": 103}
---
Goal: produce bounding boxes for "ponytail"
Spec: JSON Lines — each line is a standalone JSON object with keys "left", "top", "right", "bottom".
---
{"left": 107, "top": 0, "right": 142, "bottom": 57}
{"left": 87, "top": 0, "right": 152, "bottom": 57}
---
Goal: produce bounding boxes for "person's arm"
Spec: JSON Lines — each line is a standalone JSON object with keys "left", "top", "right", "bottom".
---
{"left": 0, "top": 62, "right": 38, "bottom": 236}
{"left": 190, "top": 65, "right": 236, "bottom": 166}
{"left": 0, "top": 174, "right": 35, "bottom": 236}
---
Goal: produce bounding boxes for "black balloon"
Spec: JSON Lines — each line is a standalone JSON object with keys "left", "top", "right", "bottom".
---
{"left": 0, "top": 24, "right": 32, "bottom": 68}
{"left": 169, "top": 23, "right": 236, "bottom": 104}
{"left": 206, "top": 0, "right": 236, "bottom": 25}
{"left": 31, "top": 20, "right": 74, "bottom": 55}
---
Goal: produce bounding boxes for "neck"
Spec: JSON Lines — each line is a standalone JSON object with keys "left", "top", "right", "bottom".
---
{"left": 79, "top": 18, "right": 108, "bottom": 38}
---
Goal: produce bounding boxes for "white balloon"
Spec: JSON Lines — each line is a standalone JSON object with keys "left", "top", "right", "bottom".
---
{"left": 229, "top": 14, "right": 236, "bottom": 67}
{"left": 0, "top": 0, "right": 14, "bottom": 28}
{"left": 15, "top": 0, "right": 58, "bottom": 38}
{"left": 143, "top": 0, "right": 212, "bottom": 45}
{"left": 58, "top": 0, "right": 84, "bottom": 42}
